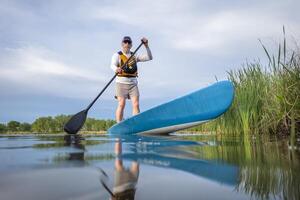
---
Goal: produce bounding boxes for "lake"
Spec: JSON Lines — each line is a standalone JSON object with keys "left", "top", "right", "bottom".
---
{"left": 0, "top": 134, "right": 299, "bottom": 200}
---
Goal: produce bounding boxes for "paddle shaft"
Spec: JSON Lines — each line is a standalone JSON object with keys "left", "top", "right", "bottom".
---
{"left": 86, "top": 42, "right": 144, "bottom": 111}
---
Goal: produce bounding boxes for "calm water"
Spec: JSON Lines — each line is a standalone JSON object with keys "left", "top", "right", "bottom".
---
{"left": 0, "top": 134, "right": 299, "bottom": 200}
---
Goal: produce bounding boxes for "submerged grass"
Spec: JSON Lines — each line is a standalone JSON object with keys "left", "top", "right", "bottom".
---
{"left": 191, "top": 27, "right": 300, "bottom": 142}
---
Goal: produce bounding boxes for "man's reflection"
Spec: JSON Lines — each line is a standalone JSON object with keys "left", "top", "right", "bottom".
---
{"left": 113, "top": 138, "right": 139, "bottom": 199}
{"left": 101, "top": 138, "right": 139, "bottom": 200}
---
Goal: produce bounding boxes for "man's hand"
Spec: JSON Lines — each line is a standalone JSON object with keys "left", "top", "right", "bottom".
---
{"left": 141, "top": 37, "right": 149, "bottom": 47}
{"left": 115, "top": 67, "right": 123, "bottom": 74}
{"left": 128, "top": 56, "right": 136, "bottom": 66}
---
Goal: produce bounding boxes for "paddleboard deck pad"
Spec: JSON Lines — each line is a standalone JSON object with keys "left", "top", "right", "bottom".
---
{"left": 108, "top": 80, "right": 234, "bottom": 135}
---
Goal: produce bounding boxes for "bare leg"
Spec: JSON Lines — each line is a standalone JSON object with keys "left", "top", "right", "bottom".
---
{"left": 131, "top": 96, "right": 140, "bottom": 115}
{"left": 116, "top": 97, "right": 126, "bottom": 123}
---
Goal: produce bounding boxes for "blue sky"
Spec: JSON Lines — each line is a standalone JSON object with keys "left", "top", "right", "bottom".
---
{"left": 1, "top": 0, "right": 300, "bottom": 123}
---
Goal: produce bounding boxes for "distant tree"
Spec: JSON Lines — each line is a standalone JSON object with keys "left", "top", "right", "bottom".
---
{"left": 97, "top": 120, "right": 107, "bottom": 131}
{"left": 19, "top": 123, "right": 32, "bottom": 132}
{"left": 7, "top": 121, "right": 21, "bottom": 132}
{"left": 0, "top": 123, "right": 7, "bottom": 133}
{"left": 53, "top": 115, "right": 71, "bottom": 132}
{"left": 2, "top": 115, "right": 115, "bottom": 133}
{"left": 31, "top": 117, "right": 54, "bottom": 133}
{"left": 81, "top": 118, "right": 115, "bottom": 131}
{"left": 105, "top": 120, "right": 116, "bottom": 130}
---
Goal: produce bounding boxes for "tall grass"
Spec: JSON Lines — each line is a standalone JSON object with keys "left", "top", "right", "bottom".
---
{"left": 193, "top": 27, "right": 300, "bottom": 141}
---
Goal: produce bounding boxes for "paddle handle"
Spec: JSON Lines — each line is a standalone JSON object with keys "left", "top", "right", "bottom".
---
{"left": 86, "top": 42, "right": 144, "bottom": 111}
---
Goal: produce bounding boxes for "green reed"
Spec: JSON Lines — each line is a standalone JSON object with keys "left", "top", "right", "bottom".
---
{"left": 193, "top": 27, "right": 300, "bottom": 141}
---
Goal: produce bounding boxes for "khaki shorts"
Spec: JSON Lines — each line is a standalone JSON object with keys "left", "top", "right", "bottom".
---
{"left": 115, "top": 83, "right": 139, "bottom": 99}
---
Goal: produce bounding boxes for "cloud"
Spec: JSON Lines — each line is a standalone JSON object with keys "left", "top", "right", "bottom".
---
{"left": 86, "top": 0, "right": 300, "bottom": 52}
{"left": 0, "top": 45, "right": 111, "bottom": 99}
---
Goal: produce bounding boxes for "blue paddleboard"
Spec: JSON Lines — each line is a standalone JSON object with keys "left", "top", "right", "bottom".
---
{"left": 108, "top": 80, "right": 234, "bottom": 135}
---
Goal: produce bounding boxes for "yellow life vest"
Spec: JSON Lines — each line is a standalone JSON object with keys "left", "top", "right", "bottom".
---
{"left": 117, "top": 51, "right": 138, "bottom": 77}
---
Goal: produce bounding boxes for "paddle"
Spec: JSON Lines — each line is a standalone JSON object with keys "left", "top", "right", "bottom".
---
{"left": 64, "top": 41, "right": 144, "bottom": 134}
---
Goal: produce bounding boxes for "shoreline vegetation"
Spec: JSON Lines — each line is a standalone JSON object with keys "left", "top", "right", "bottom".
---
{"left": 1, "top": 28, "right": 299, "bottom": 142}
{"left": 0, "top": 116, "right": 115, "bottom": 135}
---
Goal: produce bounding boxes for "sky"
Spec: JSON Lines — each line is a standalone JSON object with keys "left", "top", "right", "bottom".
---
{"left": 1, "top": 0, "right": 300, "bottom": 123}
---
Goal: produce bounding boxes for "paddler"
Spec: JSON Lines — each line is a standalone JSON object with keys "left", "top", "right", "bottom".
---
{"left": 111, "top": 36, "right": 153, "bottom": 123}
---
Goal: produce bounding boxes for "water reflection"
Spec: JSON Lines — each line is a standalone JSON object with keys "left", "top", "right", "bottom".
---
{"left": 0, "top": 134, "right": 299, "bottom": 200}
{"left": 100, "top": 139, "right": 139, "bottom": 199}
{"left": 117, "top": 136, "right": 239, "bottom": 186}
{"left": 63, "top": 135, "right": 85, "bottom": 161}
{"left": 237, "top": 139, "right": 300, "bottom": 200}
{"left": 96, "top": 135, "right": 239, "bottom": 200}
{"left": 180, "top": 135, "right": 300, "bottom": 200}
{"left": 39, "top": 135, "right": 114, "bottom": 165}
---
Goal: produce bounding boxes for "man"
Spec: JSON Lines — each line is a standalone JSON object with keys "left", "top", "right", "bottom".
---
{"left": 111, "top": 36, "right": 153, "bottom": 123}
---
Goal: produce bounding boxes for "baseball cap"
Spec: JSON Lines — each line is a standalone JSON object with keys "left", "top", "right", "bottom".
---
{"left": 122, "top": 36, "right": 132, "bottom": 43}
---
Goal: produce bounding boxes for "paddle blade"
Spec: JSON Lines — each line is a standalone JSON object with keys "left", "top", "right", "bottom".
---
{"left": 64, "top": 110, "right": 87, "bottom": 134}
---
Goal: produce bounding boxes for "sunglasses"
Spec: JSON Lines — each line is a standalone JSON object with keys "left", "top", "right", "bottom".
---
{"left": 123, "top": 40, "right": 132, "bottom": 44}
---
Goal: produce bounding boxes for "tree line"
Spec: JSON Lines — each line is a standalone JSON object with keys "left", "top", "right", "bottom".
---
{"left": 0, "top": 115, "right": 116, "bottom": 134}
